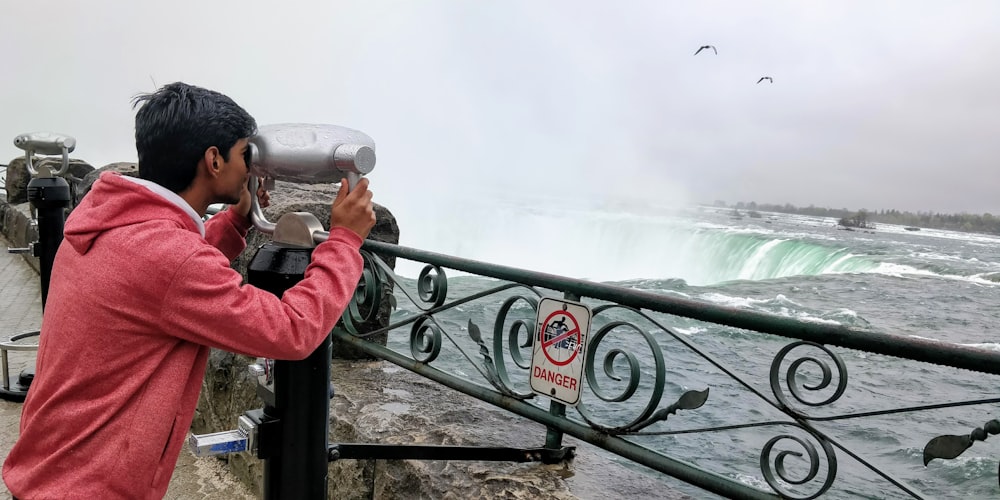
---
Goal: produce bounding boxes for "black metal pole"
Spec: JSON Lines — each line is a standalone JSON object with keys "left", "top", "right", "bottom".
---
{"left": 267, "top": 337, "right": 331, "bottom": 499}
{"left": 26, "top": 175, "right": 70, "bottom": 308}
{"left": 248, "top": 243, "right": 329, "bottom": 500}
{"left": 2, "top": 175, "right": 73, "bottom": 399}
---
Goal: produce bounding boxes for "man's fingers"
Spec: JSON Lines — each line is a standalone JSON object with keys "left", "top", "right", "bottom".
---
{"left": 334, "top": 178, "right": 350, "bottom": 203}
{"left": 349, "top": 178, "right": 370, "bottom": 197}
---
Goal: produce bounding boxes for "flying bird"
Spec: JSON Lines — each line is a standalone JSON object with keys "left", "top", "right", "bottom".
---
{"left": 756, "top": 77, "right": 773, "bottom": 84}
{"left": 694, "top": 45, "right": 717, "bottom": 55}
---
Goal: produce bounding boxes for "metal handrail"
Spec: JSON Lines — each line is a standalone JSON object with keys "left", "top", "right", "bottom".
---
{"left": 361, "top": 239, "right": 1000, "bottom": 373}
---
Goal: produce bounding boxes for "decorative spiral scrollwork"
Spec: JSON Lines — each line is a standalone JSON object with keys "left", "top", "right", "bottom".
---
{"left": 416, "top": 265, "right": 448, "bottom": 308}
{"left": 770, "top": 341, "right": 848, "bottom": 412}
{"left": 344, "top": 263, "right": 378, "bottom": 334}
{"left": 410, "top": 315, "right": 443, "bottom": 363}
{"left": 351, "top": 250, "right": 447, "bottom": 315}
{"left": 760, "top": 432, "right": 837, "bottom": 499}
{"left": 576, "top": 319, "right": 667, "bottom": 432}
{"left": 341, "top": 250, "right": 391, "bottom": 335}
{"left": 490, "top": 294, "right": 538, "bottom": 398}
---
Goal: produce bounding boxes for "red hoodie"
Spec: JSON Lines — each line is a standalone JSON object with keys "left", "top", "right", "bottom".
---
{"left": 3, "top": 172, "right": 363, "bottom": 499}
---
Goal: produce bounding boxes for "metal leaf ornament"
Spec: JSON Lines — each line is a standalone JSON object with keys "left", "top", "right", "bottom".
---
{"left": 468, "top": 319, "right": 504, "bottom": 390}
{"left": 923, "top": 418, "right": 1000, "bottom": 487}
{"left": 922, "top": 435, "right": 973, "bottom": 465}
{"left": 626, "top": 388, "right": 710, "bottom": 433}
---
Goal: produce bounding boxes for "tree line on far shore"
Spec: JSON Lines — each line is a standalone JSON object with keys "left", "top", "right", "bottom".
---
{"left": 714, "top": 201, "right": 1000, "bottom": 235}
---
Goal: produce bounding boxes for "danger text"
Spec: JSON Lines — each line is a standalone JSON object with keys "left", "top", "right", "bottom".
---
{"left": 532, "top": 367, "right": 578, "bottom": 391}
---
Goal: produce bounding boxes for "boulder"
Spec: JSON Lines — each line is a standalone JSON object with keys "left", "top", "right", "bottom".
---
{"left": 78, "top": 162, "right": 139, "bottom": 199}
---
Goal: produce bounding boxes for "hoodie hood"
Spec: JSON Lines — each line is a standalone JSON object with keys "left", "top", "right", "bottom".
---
{"left": 65, "top": 172, "right": 204, "bottom": 255}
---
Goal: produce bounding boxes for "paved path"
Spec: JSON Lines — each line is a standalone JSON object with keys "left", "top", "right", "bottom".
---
{"left": 0, "top": 232, "right": 256, "bottom": 498}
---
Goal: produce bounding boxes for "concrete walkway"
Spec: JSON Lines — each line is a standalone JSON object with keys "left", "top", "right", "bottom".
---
{"left": 0, "top": 233, "right": 256, "bottom": 499}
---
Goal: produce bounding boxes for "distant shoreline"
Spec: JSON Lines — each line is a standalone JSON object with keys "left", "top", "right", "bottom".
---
{"left": 711, "top": 201, "right": 1000, "bottom": 236}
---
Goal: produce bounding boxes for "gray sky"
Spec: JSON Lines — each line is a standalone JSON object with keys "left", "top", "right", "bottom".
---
{"left": 3, "top": 0, "right": 999, "bottom": 215}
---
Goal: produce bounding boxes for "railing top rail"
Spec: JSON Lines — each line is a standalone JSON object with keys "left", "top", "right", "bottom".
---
{"left": 363, "top": 239, "right": 1000, "bottom": 374}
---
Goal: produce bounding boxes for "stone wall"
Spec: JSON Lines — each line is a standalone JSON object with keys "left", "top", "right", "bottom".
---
{"left": 0, "top": 198, "right": 36, "bottom": 269}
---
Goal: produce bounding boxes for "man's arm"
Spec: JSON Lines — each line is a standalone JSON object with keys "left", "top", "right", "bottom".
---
{"left": 160, "top": 228, "right": 364, "bottom": 359}
{"left": 204, "top": 209, "right": 251, "bottom": 260}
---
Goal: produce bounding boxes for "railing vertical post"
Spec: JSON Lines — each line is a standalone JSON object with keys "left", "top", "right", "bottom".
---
{"left": 544, "top": 401, "right": 567, "bottom": 449}
{"left": 542, "top": 291, "right": 583, "bottom": 449}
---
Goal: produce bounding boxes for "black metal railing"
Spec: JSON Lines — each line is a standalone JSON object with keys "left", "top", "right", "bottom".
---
{"left": 338, "top": 239, "right": 1000, "bottom": 499}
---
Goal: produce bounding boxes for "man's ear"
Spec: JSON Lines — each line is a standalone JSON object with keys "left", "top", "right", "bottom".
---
{"left": 203, "top": 146, "right": 222, "bottom": 178}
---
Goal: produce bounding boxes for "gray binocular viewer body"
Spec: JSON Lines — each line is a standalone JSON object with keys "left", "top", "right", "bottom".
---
{"left": 247, "top": 123, "right": 376, "bottom": 245}
{"left": 12, "top": 132, "right": 77, "bottom": 177}
{"left": 249, "top": 123, "right": 375, "bottom": 189}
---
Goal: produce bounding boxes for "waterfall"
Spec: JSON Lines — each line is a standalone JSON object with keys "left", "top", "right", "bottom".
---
{"left": 392, "top": 199, "right": 878, "bottom": 285}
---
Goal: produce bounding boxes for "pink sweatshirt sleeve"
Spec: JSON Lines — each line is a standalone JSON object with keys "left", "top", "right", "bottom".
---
{"left": 159, "top": 227, "right": 364, "bottom": 359}
{"left": 204, "top": 208, "right": 251, "bottom": 261}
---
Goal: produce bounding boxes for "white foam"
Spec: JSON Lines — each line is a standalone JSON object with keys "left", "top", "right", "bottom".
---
{"left": 733, "top": 473, "right": 772, "bottom": 491}
{"left": 907, "top": 335, "right": 943, "bottom": 342}
{"left": 696, "top": 292, "right": 853, "bottom": 326}
{"left": 672, "top": 326, "right": 708, "bottom": 336}
{"left": 905, "top": 335, "right": 999, "bottom": 352}
{"left": 960, "top": 342, "right": 1000, "bottom": 352}
{"left": 870, "top": 263, "right": 999, "bottom": 286}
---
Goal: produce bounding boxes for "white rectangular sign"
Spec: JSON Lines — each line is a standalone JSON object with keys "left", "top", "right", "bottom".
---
{"left": 529, "top": 297, "right": 591, "bottom": 406}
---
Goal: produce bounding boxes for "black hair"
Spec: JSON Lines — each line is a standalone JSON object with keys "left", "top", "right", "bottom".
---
{"left": 131, "top": 82, "right": 257, "bottom": 193}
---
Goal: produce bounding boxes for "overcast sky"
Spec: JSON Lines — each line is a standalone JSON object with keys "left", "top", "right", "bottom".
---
{"left": 3, "top": 0, "right": 999, "bottom": 216}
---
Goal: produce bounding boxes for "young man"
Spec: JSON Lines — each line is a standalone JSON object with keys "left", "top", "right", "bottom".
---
{"left": 2, "top": 82, "right": 376, "bottom": 499}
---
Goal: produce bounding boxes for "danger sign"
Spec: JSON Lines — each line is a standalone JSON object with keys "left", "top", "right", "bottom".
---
{"left": 529, "top": 297, "right": 592, "bottom": 406}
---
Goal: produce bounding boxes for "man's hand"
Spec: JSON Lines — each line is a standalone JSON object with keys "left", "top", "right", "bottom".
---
{"left": 331, "top": 178, "right": 376, "bottom": 240}
{"left": 232, "top": 176, "right": 271, "bottom": 219}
